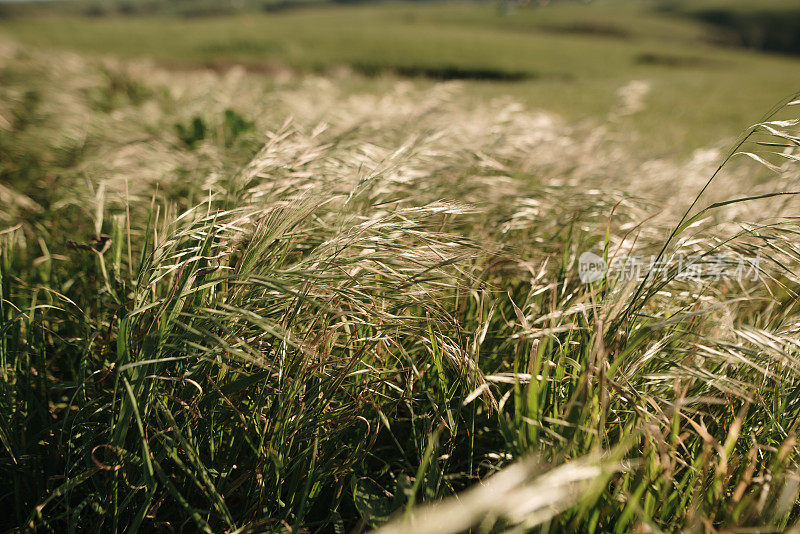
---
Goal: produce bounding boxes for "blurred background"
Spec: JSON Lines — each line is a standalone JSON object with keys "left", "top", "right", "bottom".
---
{"left": 1, "top": 0, "right": 799, "bottom": 157}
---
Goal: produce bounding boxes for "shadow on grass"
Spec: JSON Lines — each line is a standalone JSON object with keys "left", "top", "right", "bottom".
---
{"left": 534, "top": 21, "right": 632, "bottom": 40}
{"left": 634, "top": 52, "right": 724, "bottom": 68}
{"left": 659, "top": 4, "right": 800, "bottom": 56}
{"left": 697, "top": 9, "right": 800, "bottom": 55}
{"left": 350, "top": 63, "right": 538, "bottom": 82}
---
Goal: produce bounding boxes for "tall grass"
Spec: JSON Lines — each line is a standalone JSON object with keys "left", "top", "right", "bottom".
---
{"left": 2, "top": 41, "right": 800, "bottom": 532}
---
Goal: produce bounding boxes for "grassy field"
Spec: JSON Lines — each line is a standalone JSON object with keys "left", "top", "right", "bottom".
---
{"left": 2, "top": 0, "right": 800, "bottom": 155}
{"left": 4, "top": 1, "right": 800, "bottom": 533}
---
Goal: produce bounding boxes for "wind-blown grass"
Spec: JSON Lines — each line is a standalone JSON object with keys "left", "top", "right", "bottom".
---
{"left": 2, "top": 42, "right": 800, "bottom": 532}
{"left": 4, "top": 1, "right": 800, "bottom": 156}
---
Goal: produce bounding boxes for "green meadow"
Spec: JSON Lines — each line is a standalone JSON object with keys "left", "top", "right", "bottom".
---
{"left": 3, "top": 1, "right": 800, "bottom": 532}
{"left": 2, "top": 0, "right": 800, "bottom": 154}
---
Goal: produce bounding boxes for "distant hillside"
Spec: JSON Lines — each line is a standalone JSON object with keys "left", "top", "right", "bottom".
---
{"left": 4, "top": 0, "right": 800, "bottom": 56}
{"left": 0, "top": 0, "right": 324, "bottom": 17}
{"left": 0, "top": 0, "right": 448, "bottom": 17}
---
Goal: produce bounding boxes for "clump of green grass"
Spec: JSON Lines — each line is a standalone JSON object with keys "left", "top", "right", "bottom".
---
{"left": 3, "top": 42, "right": 800, "bottom": 533}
